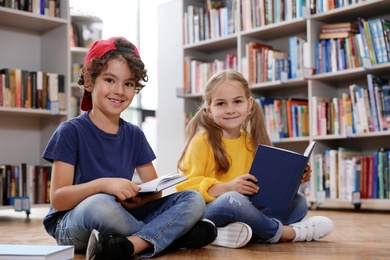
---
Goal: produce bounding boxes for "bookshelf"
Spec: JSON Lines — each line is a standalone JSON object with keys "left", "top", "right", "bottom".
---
{"left": 70, "top": 14, "right": 103, "bottom": 118}
{"left": 0, "top": 0, "right": 70, "bottom": 213}
{"left": 157, "top": 0, "right": 390, "bottom": 210}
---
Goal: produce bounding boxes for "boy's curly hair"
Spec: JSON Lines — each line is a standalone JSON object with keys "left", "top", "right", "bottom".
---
{"left": 78, "top": 38, "right": 148, "bottom": 97}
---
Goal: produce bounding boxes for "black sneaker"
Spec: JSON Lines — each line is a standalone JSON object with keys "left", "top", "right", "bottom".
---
{"left": 86, "top": 229, "right": 134, "bottom": 260}
{"left": 168, "top": 218, "right": 217, "bottom": 249}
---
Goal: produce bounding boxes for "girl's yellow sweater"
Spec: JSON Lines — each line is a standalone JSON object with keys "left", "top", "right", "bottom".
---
{"left": 176, "top": 131, "right": 255, "bottom": 203}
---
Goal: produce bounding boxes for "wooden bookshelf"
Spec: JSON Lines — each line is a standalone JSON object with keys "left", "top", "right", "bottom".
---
{"left": 157, "top": 0, "right": 390, "bottom": 210}
{"left": 0, "top": 1, "right": 70, "bottom": 212}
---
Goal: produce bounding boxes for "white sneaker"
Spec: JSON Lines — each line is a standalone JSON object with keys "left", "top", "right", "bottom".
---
{"left": 290, "top": 216, "right": 333, "bottom": 242}
{"left": 211, "top": 222, "right": 252, "bottom": 248}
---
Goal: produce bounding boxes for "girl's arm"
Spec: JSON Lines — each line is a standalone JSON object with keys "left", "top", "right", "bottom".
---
{"left": 50, "top": 160, "right": 142, "bottom": 211}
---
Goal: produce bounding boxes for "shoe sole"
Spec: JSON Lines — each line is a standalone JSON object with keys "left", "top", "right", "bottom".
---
{"left": 211, "top": 222, "right": 252, "bottom": 249}
{"left": 86, "top": 229, "right": 102, "bottom": 260}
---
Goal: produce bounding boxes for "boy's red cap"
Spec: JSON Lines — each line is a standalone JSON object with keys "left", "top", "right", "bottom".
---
{"left": 80, "top": 37, "right": 140, "bottom": 111}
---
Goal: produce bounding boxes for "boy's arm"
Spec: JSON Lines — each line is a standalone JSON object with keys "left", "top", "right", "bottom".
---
{"left": 134, "top": 162, "right": 162, "bottom": 202}
{"left": 50, "top": 160, "right": 144, "bottom": 211}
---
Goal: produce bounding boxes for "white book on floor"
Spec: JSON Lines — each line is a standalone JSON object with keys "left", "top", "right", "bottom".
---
{"left": 0, "top": 245, "right": 74, "bottom": 260}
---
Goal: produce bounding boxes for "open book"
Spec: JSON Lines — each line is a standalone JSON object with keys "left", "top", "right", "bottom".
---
{"left": 249, "top": 141, "right": 316, "bottom": 210}
{"left": 138, "top": 173, "right": 187, "bottom": 193}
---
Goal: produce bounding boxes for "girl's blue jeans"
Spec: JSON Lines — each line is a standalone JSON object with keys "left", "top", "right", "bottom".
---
{"left": 54, "top": 191, "right": 205, "bottom": 257}
{"left": 204, "top": 191, "right": 308, "bottom": 243}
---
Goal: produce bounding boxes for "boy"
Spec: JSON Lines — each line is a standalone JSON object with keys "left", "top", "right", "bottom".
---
{"left": 42, "top": 37, "right": 216, "bottom": 259}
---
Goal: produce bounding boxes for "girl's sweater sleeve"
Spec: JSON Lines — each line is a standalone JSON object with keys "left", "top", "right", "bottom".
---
{"left": 175, "top": 133, "right": 221, "bottom": 203}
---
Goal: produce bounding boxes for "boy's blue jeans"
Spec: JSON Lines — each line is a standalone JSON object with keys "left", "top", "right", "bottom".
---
{"left": 54, "top": 191, "right": 205, "bottom": 257}
{"left": 204, "top": 191, "right": 308, "bottom": 243}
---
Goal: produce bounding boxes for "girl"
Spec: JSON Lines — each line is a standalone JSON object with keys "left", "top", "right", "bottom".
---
{"left": 176, "top": 69, "right": 333, "bottom": 248}
{"left": 42, "top": 37, "right": 216, "bottom": 259}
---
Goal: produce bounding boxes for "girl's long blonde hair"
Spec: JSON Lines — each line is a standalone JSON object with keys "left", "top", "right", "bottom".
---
{"left": 177, "top": 69, "right": 272, "bottom": 175}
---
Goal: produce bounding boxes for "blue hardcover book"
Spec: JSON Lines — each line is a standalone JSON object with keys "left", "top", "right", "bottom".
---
{"left": 249, "top": 141, "right": 316, "bottom": 210}
{"left": 321, "top": 39, "right": 328, "bottom": 73}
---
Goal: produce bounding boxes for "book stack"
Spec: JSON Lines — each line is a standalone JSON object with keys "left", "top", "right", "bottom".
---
{"left": 0, "top": 0, "right": 61, "bottom": 17}
{"left": 0, "top": 68, "right": 65, "bottom": 111}
{"left": 311, "top": 74, "right": 390, "bottom": 137}
{"left": 0, "top": 164, "right": 53, "bottom": 206}
{"left": 314, "top": 147, "right": 390, "bottom": 201}
{"left": 319, "top": 22, "right": 359, "bottom": 40}
{"left": 257, "top": 97, "right": 309, "bottom": 139}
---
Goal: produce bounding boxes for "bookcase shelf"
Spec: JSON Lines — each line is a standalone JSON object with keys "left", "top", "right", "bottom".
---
{"left": 0, "top": 7, "right": 67, "bottom": 32}
{"left": 69, "top": 14, "right": 102, "bottom": 118}
{"left": 158, "top": 0, "right": 390, "bottom": 211}
{"left": 0, "top": 0, "right": 70, "bottom": 214}
{"left": 0, "top": 107, "right": 68, "bottom": 117}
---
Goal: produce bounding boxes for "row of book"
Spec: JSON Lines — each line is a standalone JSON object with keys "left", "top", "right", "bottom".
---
{"left": 0, "top": 164, "right": 52, "bottom": 206}
{"left": 183, "top": 0, "right": 368, "bottom": 45}
{"left": 312, "top": 74, "right": 390, "bottom": 137}
{"left": 184, "top": 0, "right": 238, "bottom": 44}
{"left": 0, "top": 0, "right": 61, "bottom": 18}
{"left": 315, "top": 18, "right": 390, "bottom": 74}
{"left": 313, "top": 147, "right": 390, "bottom": 201}
{"left": 242, "top": 0, "right": 309, "bottom": 29}
{"left": 183, "top": 54, "right": 237, "bottom": 95}
{"left": 242, "top": 36, "right": 305, "bottom": 84}
{"left": 313, "top": 0, "right": 366, "bottom": 15}
{"left": 257, "top": 97, "right": 309, "bottom": 139}
{"left": 0, "top": 68, "right": 65, "bottom": 111}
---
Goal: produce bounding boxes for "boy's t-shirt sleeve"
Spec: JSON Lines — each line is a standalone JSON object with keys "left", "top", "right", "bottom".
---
{"left": 175, "top": 133, "right": 222, "bottom": 203}
{"left": 42, "top": 120, "right": 78, "bottom": 165}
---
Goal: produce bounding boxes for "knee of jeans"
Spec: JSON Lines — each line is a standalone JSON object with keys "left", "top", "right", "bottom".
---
{"left": 81, "top": 194, "right": 119, "bottom": 218}
{"left": 181, "top": 190, "right": 206, "bottom": 217}
{"left": 214, "top": 191, "right": 248, "bottom": 209}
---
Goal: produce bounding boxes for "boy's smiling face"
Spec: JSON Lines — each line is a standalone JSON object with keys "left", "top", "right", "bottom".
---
{"left": 89, "top": 57, "right": 137, "bottom": 116}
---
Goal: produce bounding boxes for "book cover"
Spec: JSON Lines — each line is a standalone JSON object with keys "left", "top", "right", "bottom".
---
{"left": 0, "top": 245, "right": 74, "bottom": 260}
{"left": 138, "top": 173, "right": 187, "bottom": 193}
{"left": 248, "top": 141, "right": 316, "bottom": 210}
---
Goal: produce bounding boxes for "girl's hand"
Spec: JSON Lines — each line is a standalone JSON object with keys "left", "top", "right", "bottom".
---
{"left": 100, "top": 178, "right": 142, "bottom": 201}
{"left": 301, "top": 163, "right": 312, "bottom": 183}
{"left": 227, "top": 174, "right": 259, "bottom": 195}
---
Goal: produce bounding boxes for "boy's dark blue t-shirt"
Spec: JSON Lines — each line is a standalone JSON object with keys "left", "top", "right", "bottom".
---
{"left": 42, "top": 112, "right": 156, "bottom": 236}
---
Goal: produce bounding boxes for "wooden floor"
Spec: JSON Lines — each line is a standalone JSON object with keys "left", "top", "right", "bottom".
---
{"left": 1, "top": 206, "right": 390, "bottom": 259}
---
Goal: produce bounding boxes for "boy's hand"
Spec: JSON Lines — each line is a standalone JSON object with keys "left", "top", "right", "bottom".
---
{"left": 100, "top": 177, "right": 141, "bottom": 201}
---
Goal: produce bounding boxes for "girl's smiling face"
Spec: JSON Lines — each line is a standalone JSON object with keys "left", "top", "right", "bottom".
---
{"left": 206, "top": 81, "right": 253, "bottom": 139}
{"left": 89, "top": 57, "right": 137, "bottom": 116}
